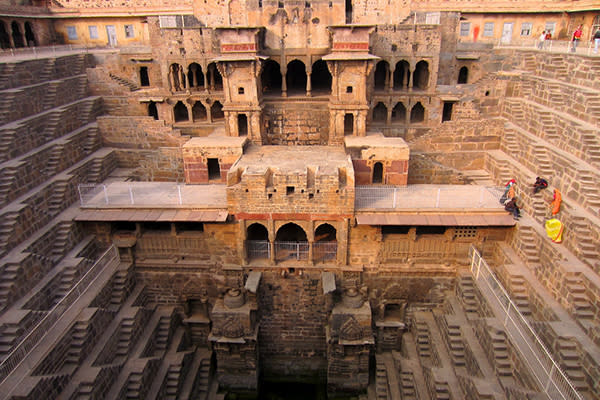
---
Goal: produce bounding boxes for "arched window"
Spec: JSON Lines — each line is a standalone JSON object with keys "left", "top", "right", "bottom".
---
{"left": 173, "top": 101, "right": 189, "bottom": 122}
{"left": 311, "top": 59, "right": 331, "bottom": 94}
{"left": 373, "top": 102, "right": 387, "bottom": 123}
{"left": 344, "top": 113, "right": 354, "bottom": 136}
{"left": 373, "top": 162, "right": 383, "bottom": 183}
{"left": 169, "top": 63, "right": 185, "bottom": 91}
{"left": 187, "top": 63, "right": 204, "bottom": 88}
{"left": 0, "top": 22, "right": 10, "bottom": 49}
{"left": 275, "top": 223, "right": 308, "bottom": 261}
{"left": 458, "top": 66, "right": 468, "bottom": 84}
{"left": 410, "top": 102, "right": 425, "bottom": 123}
{"left": 238, "top": 114, "right": 248, "bottom": 136}
{"left": 192, "top": 102, "right": 207, "bottom": 121}
{"left": 148, "top": 101, "right": 158, "bottom": 120}
{"left": 374, "top": 61, "right": 389, "bottom": 91}
{"left": 24, "top": 22, "right": 36, "bottom": 47}
{"left": 394, "top": 60, "right": 410, "bottom": 90}
{"left": 261, "top": 59, "right": 282, "bottom": 95}
{"left": 246, "top": 223, "right": 269, "bottom": 260}
{"left": 413, "top": 60, "right": 429, "bottom": 90}
{"left": 314, "top": 223, "right": 337, "bottom": 262}
{"left": 211, "top": 101, "right": 224, "bottom": 120}
{"left": 286, "top": 59, "right": 307, "bottom": 95}
{"left": 207, "top": 62, "right": 222, "bottom": 90}
{"left": 392, "top": 102, "right": 406, "bottom": 123}
{"left": 11, "top": 21, "right": 24, "bottom": 48}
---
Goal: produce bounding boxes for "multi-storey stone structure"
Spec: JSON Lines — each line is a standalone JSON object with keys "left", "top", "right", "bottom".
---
{"left": 0, "top": 0, "right": 599, "bottom": 399}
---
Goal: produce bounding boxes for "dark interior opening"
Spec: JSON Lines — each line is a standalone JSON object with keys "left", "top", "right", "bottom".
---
{"left": 458, "top": 66, "right": 469, "bottom": 84}
{"left": 410, "top": 102, "right": 425, "bottom": 123}
{"left": 442, "top": 101, "right": 454, "bottom": 122}
{"left": 344, "top": 113, "right": 353, "bottom": 135}
{"left": 173, "top": 101, "right": 188, "bottom": 122}
{"left": 392, "top": 102, "right": 406, "bottom": 123}
{"left": 394, "top": 60, "right": 410, "bottom": 90}
{"left": 207, "top": 158, "right": 220, "bottom": 180}
{"left": 0, "top": 22, "right": 11, "bottom": 49}
{"left": 286, "top": 59, "right": 307, "bottom": 95}
{"left": 192, "top": 101, "right": 207, "bottom": 121}
{"left": 148, "top": 101, "right": 158, "bottom": 120}
{"left": 24, "top": 21, "right": 36, "bottom": 46}
{"left": 372, "top": 102, "right": 387, "bottom": 123}
{"left": 374, "top": 61, "right": 388, "bottom": 91}
{"left": 11, "top": 21, "right": 24, "bottom": 48}
{"left": 139, "top": 66, "right": 150, "bottom": 86}
{"left": 310, "top": 59, "right": 332, "bottom": 94}
{"left": 413, "top": 60, "right": 429, "bottom": 90}
{"left": 261, "top": 59, "right": 282, "bottom": 95}
{"left": 416, "top": 226, "right": 447, "bottom": 235}
{"left": 211, "top": 101, "right": 224, "bottom": 120}
{"left": 238, "top": 114, "right": 248, "bottom": 136}
{"left": 372, "top": 162, "right": 383, "bottom": 183}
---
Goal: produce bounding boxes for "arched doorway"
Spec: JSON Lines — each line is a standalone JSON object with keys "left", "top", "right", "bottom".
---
{"left": 310, "top": 59, "right": 331, "bottom": 94}
{"left": 148, "top": 101, "right": 158, "bottom": 120}
{"left": 11, "top": 21, "right": 24, "bottom": 48}
{"left": 260, "top": 59, "right": 282, "bottom": 95}
{"left": 286, "top": 60, "right": 307, "bottom": 95}
{"left": 410, "top": 102, "right": 425, "bottom": 123}
{"left": 374, "top": 61, "right": 389, "bottom": 91}
{"left": 238, "top": 114, "right": 248, "bottom": 136}
{"left": 169, "top": 63, "right": 185, "bottom": 91}
{"left": 413, "top": 60, "right": 429, "bottom": 90}
{"left": 394, "top": 60, "right": 410, "bottom": 90}
{"left": 24, "top": 22, "right": 36, "bottom": 47}
{"left": 207, "top": 62, "right": 223, "bottom": 90}
{"left": 173, "top": 101, "right": 189, "bottom": 122}
{"left": 372, "top": 162, "right": 383, "bottom": 183}
{"left": 192, "top": 102, "right": 207, "bottom": 121}
{"left": 373, "top": 102, "right": 387, "bottom": 123}
{"left": 314, "top": 223, "right": 337, "bottom": 262}
{"left": 0, "top": 22, "right": 10, "bottom": 49}
{"left": 458, "top": 66, "right": 468, "bottom": 84}
{"left": 188, "top": 63, "right": 204, "bottom": 89}
{"left": 211, "top": 101, "right": 224, "bottom": 120}
{"left": 275, "top": 223, "right": 308, "bottom": 261}
{"left": 246, "top": 223, "right": 269, "bottom": 260}
{"left": 392, "top": 102, "right": 406, "bottom": 123}
{"left": 344, "top": 113, "right": 354, "bottom": 136}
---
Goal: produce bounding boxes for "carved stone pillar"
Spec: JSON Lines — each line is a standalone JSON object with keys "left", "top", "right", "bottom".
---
{"left": 326, "top": 287, "right": 373, "bottom": 397}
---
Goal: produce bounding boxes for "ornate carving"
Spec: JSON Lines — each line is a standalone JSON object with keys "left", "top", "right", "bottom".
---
{"left": 339, "top": 317, "right": 362, "bottom": 341}
{"left": 222, "top": 316, "right": 244, "bottom": 338}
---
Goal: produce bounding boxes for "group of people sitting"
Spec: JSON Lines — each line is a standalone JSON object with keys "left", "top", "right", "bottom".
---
{"left": 500, "top": 177, "right": 560, "bottom": 220}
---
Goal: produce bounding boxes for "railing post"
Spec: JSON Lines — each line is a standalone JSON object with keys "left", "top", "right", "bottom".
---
{"left": 393, "top": 188, "right": 397, "bottom": 208}
{"left": 544, "top": 364, "right": 555, "bottom": 392}
{"left": 177, "top": 185, "right": 182, "bottom": 205}
{"left": 129, "top": 186, "right": 134, "bottom": 205}
{"left": 436, "top": 188, "right": 441, "bottom": 208}
{"left": 78, "top": 185, "right": 84, "bottom": 206}
{"left": 476, "top": 256, "right": 482, "bottom": 280}
{"left": 504, "top": 302, "right": 511, "bottom": 326}
{"left": 102, "top": 184, "right": 109, "bottom": 204}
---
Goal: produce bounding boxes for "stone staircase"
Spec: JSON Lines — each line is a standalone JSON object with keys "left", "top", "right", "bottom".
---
{"left": 38, "top": 58, "right": 57, "bottom": 83}
{"left": 109, "top": 73, "right": 140, "bottom": 92}
{"left": 399, "top": 370, "right": 417, "bottom": 400}
{"left": 42, "top": 80, "right": 60, "bottom": 111}
{"left": 556, "top": 337, "right": 588, "bottom": 393}
{"left": 456, "top": 273, "right": 479, "bottom": 316}
{"left": 581, "top": 129, "right": 600, "bottom": 167}
{"left": 577, "top": 170, "right": 600, "bottom": 214}
{"left": 126, "top": 371, "right": 144, "bottom": 398}
{"left": 65, "top": 319, "right": 89, "bottom": 365}
{"left": 375, "top": 358, "right": 389, "bottom": 400}
{"left": 537, "top": 110, "right": 560, "bottom": 141}
{"left": 571, "top": 216, "right": 599, "bottom": 268}
{"left": 45, "top": 143, "right": 64, "bottom": 176}
{"left": 48, "top": 180, "right": 69, "bottom": 217}
{"left": 0, "top": 165, "right": 17, "bottom": 206}
{"left": 0, "top": 211, "right": 19, "bottom": 255}
{"left": 507, "top": 275, "right": 532, "bottom": 316}
{"left": 532, "top": 146, "right": 553, "bottom": 178}
{"left": 414, "top": 320, "right": 432, "bottom": 360}
{"left": 0, "top": 128, "right": 16, "bottom": 163}
{"left": 0, "top": 92, "right": 17, "bottom": 125}
{"left": 501, "top": 124, "right": 520, "bottom": 154}
{"left": 516, "top": 226, "right": 540, "bottom": 265}
{"left": 0, "top": 64, "right": 16, "bottom": 89}
{"left": 489, "top": 329, "right": 512, "bottom": 377}
{"left": 564, "top": 276, "right": 594, "bottom": 322}
{"left": 110, "top": 269, "right": 130, "bottom": 308}
{"left": 50, "top": 221, "right": 73, "bottom": 260}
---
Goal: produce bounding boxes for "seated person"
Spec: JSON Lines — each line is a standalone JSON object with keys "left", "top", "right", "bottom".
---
{"left": 533, "top": 177, "right": 548, "bottom": 194}
{"left": 504, "top": 197, "right": 521, "bottom": 220}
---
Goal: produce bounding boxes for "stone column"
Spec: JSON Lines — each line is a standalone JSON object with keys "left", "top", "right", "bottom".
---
{"left": 306, "top": 72, "right": 312, "bottom": 96}
{"left": 408, "top": 65, "right": 414, "bottom": 90}
{"left": 281, "top": 68, "right": 287, "bottom": 97}
{"left": 387, "top": 64, "right": 392, "bottom": 92}
{"left": 326, "top": 288, "right": 373, "bottom": 397}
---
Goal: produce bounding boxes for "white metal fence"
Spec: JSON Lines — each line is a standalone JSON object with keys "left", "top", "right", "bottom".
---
{"left": 275, "top": 241, "right": 309, "bottom": 261}
{"left": 246, "top": 240, "right": 270, "bottom": 260}
{"left": 313, "top": 241, "right": 337, "bottom": 261}
{"left": 0, "top": 245, "right": 119, "bottom": 386}
{"left": 495, "top": 38, "right": 597, "bottom": 56}
{"left": 468, "top": 246, "right": 583, "bottom": 400}
{"left": 355, "top": 185, "right": 504, "bottom": 210}
{"left": 78, "top": 183, "right": 226, "bottom": 207}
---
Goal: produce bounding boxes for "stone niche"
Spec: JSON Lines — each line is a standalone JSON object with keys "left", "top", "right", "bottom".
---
{"left": 182, "top": 136, "right": 246, "bottom": 184}
{"left": 345, "top": 133, "right": 410, "bottom": 185}
{"left": 209, "top": 286, "right": 259, "bottom": 394}
{"left": 326, "top": 287, "right": 374, "bottom": 397}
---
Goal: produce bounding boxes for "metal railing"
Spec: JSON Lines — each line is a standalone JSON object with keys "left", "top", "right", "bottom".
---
{"left": 313, "top": 241, "right": 337, "bottom": 261}
{"left": 468, "top": 246, "right": 583, "bottom": 400}
{"left": 78, "top": 182, "right": 227, "bottom": 207}
{"left": 0, "top": 245, "right": 119, "bottom": 385}
{"left": 494, "top": 38, "right": 597, "bottom": 56}
{"left": 274, "top": 241, "right": 309, "bottom": 261}
{"left": 355, "top": 185, "right": 504, "bottom": 210}
{"left": 246, "top": 240, "right": 270, "bottom": 260}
